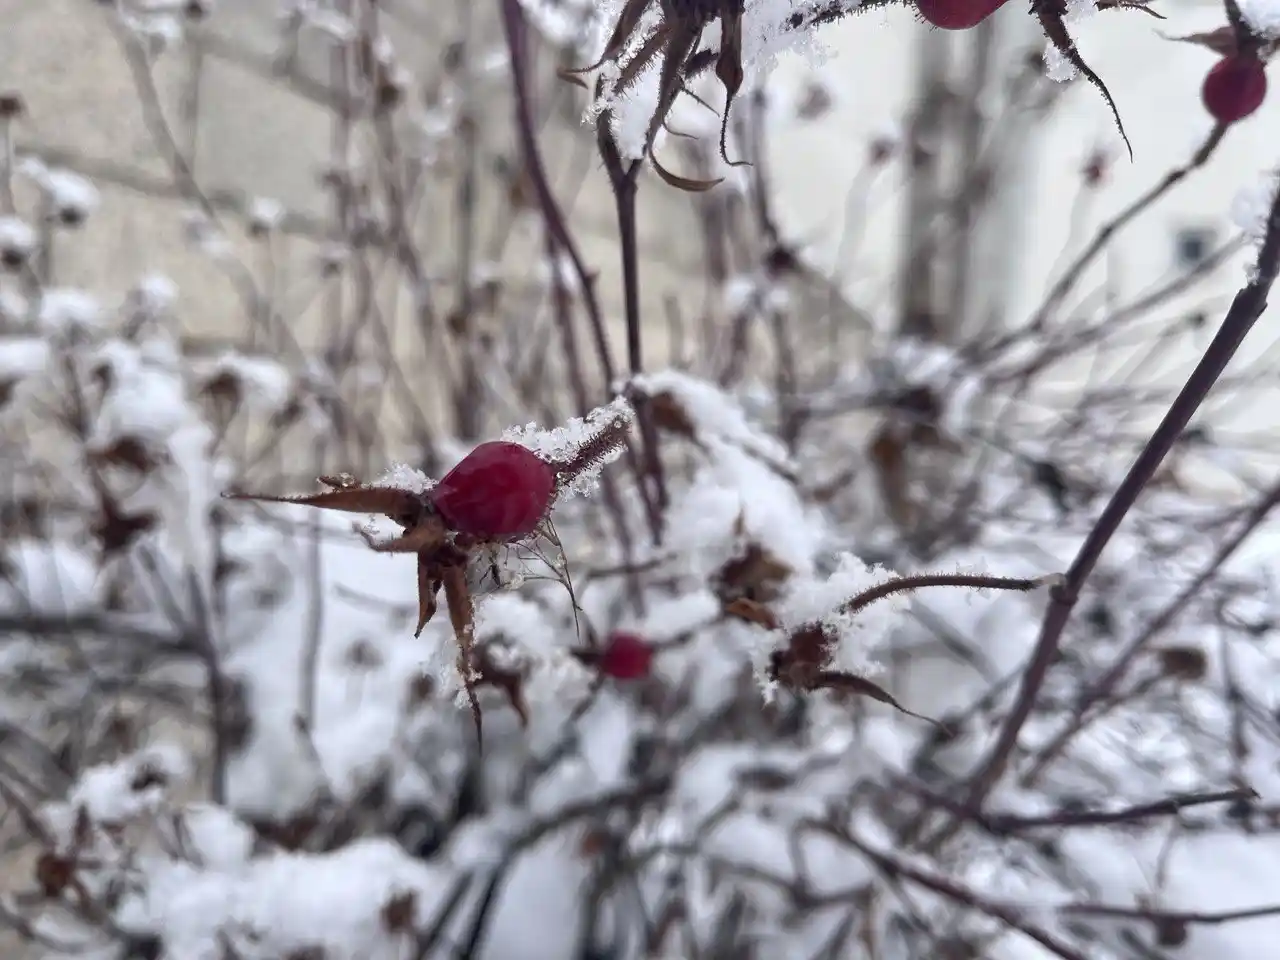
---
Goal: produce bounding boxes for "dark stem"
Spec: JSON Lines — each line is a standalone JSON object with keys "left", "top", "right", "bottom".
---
{"left": 595, "top": 81, "right": 668, "bottom": 540}
{"left": 497, "top": 0, "right": 645, "bottom": 606}
{"left": 957, "top": 181, "right": 1280, "bottom": 815}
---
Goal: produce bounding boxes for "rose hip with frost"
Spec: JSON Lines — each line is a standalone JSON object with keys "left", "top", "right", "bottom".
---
{"left": 1201, "top": 56, "right": 1267, "bottom": 125}
{"left": 429, "top": 440, "right": 555, "bottom": 540}
{"left": 916, "top": 0, "right": 1008, "bottom": 30}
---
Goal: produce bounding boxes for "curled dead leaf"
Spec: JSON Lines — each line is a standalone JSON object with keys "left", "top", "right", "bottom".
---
{"left": 714, "top": 541, "right": 793, "bottom": 607}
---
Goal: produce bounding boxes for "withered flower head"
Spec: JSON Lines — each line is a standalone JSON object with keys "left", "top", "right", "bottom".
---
{"left": 728, "top": 568, "right": 1062, "bottom": 727}
{"left": 563, "top": 0, "right": 751, "bottom": 190}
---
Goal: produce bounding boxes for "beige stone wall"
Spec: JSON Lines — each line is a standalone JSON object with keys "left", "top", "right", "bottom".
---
{"left": 1, "top": 0, "right": 712, "bottom": 450}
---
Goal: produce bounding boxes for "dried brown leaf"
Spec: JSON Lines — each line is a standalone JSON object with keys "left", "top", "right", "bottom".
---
{"left": 441, "top": 564, "right": 484, "bottom": 745}
{"left": 714, "top": 541, "right": 792, "bottom": 606}
{"left": 724, "top": 596, "right": 780, "bottom": 630}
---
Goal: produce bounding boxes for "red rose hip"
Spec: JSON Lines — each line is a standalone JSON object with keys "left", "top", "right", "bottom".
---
{"left": 596, "top": 631, "right": 655, "bottom": 680}
{"left": 429, "top": 440, "right": 555, "bottom": 539}
{"left": 916, "top": 0, "right": 1008, "bottom": 30}
{"left": 1202, "top": 56, "right": 1267, "bottom": 125}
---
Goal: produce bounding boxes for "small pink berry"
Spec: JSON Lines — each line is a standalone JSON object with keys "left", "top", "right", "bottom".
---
{"left": 1201, "top": 56, "right": 1267, "bottom": 125}
{"left": 916, "top": 0, "right": 1007, "bottom": 30}
{"left": 597, "top": 632, "right": 654, "bottom": 681}
{"left": 429, "top": 440, "right": 555, "bottom": 540}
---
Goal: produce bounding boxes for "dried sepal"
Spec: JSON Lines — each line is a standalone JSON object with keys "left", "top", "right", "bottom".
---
{"left": 1033, "top": 0, "right": 1131, "bottom": 158}
{"left": 441, "top": 563, "right": 483, "bottom": 742}
{"left": 224, "top": 476, "right": 446, "bottom": 638}
{"left": 1160, "top": 14, "right": 1279, "bottom": 61}
{"left": 562, "top": 0, "right": 653, "bottom": 77}
{"left": 568, "top": 0, "right": 748, "bottom": 191}
{"left": 1155, "top": 644, "right": 1208, "bottom": 682}
{"left": 380, "top": 891, "right": 417, "bottom": 935}
{"left": 868, "top": 424, "right": 916, "bottom": 529}
{"left": 223, "top": 485, "right": 423, "bottom": 519}
{"left": 89, "top": 435, "right": 166, "bottom": 473}
{"left": 356, "top": 519, "right": 449, "bottom": 556}
{"left": 1162, "top": 27, "right": 1239, "bottom": 57}
{"left": 713, "top": 541, "right": 793, "bottom": 607}
{"left": 641, "top": 16, "right": 719, "bottom": 191}
{"left": 1034, "top": 0, "right": 1136, "bottom": 156}
{"left": 713, "top": 5, "right": 746, "bottom": 169}
{"left": 415, "top": 556, "right": 442, "bottom": 637}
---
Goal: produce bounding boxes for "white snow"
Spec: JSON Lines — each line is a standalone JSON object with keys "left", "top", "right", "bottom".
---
{"left": 37, "top": 288, "right": 102, "bottom": 334}
{"left": 0, "top": 216, "right": 37, "bottom": 258}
